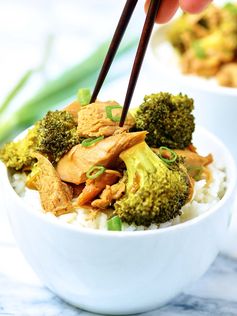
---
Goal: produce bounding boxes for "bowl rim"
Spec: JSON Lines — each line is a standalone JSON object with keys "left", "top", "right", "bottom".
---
{"left": 150, "top": 24, "right": 237, "bottom": 97}
{"left": 1, "top": 125, "right": 236, "bottom": 238}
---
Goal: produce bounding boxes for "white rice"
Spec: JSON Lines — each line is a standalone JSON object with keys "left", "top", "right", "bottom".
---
{"left": 11, "top": 161, "right": 227, "bottom": 231}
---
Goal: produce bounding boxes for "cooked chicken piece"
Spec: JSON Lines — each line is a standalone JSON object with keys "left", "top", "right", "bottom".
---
{"left": 92, "top": 180, "right": 126, "bottom": 209}
{"left": 187, "top": 143, "right": 197, "bottom": 152}
{"left": 174, "top": 149, "right": 213, "bottom": 167}
{"left": 76, "top": 170, "right": 121, "bottom": 206}
{"left": 152, "top": 147, "right": 213, "bottom": 182}
{"left": 27, "top": 153, "right": 73, "bottom": 216}
{"left": 182, "top": 51, "right": 221, "bottom": 77}
{"left": 68, "top": 183, "right": 84, "bottom": 198}
{"left": 175, "top": 149, "right": 213, "bottom": 183}
{"left": 217, "top": 63, "right": 237, "bottom": 88}
{"left": 152, "top": 147, "right": 212, "bottom": 167}
{"left": 64, "top": 100, "right": 81, "bottom": 121}
{"left": 57, "top": 131, "right": 146, "bottom": 185}
{"left": 77, "top": 101, "right": 135, "bottom": 137}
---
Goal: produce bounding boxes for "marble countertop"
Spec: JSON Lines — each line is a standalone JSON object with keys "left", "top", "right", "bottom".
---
{"left": 1, "top": 239, "right": 237, "bottom": 316}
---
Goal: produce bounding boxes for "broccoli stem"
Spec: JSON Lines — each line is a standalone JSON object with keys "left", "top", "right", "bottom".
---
{"left": 120, "top": 142, "right": 162, "bottom": 190}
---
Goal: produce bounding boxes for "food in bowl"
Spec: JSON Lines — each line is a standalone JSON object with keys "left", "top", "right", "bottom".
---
{"left": 0, "top": 91, "right": 227, "bottom": 231}
{"left": 167, "top": 2, "right": 237, "bottom": 87}
{"left": 0, "top": 88, "right": 236, "bottom": 315}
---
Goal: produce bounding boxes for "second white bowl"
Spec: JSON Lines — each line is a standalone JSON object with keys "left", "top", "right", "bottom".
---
{"left": 149, "top": 25, "right": 237, "bottom": 164}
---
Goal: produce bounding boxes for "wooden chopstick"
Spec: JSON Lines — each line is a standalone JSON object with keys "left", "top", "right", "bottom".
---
{"left": 119, "top": 0, "right": 162, "bottom": 126}
{"left": 90, "top": 0, "right": 138, "bottom": 103}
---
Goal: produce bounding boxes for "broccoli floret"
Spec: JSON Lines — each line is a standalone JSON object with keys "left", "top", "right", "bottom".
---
{"left": 114, "top": 142, "right": 191, "bottom": 226}
{"left": 0, "top": 110, "right": 80, "bottom": 170}
{"left": 36, "top": 110, "right": 79, "bottom": 163}
{"left": 0, "top": 125, "right": 38, "bottom": 170}
{"left": 134, "top": 92, "right": 195, "bottom": 149}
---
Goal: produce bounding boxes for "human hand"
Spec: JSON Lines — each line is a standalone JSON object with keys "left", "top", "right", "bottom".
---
{"left": 145, "top": 0, "right": 213, "bottom": 23}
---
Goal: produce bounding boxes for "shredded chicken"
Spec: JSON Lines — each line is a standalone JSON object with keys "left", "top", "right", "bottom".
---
{"left": 56, "top": 131, "right": 147, "bottom": 184}
{"left": 174, "top": 149, "right": 213, "bottom": 167}
{"left": 92, "top": 180, "right": 126, "bottom": 209}
{"left": 175, "top": 149, "right": 213, "bottom": 182}
{"left": 77, "top": 101, "right": 135, "bottom": 137}
{"left": 68, "top": 183, "right": 84, "bottom": 198}
{"left": 76, "top": 170, "right": 121, "bottom": 206}
{"left": 64, "top": 100, "right": 81, "bottom": 121}
{"left": 181, "top": 51, "right": 222, "bottom": 77}
{"left": 27, "top": 153, "right": 73, "bottom": 215}
{"left": 217, "top": 63, "right": 237, "bottom": 88}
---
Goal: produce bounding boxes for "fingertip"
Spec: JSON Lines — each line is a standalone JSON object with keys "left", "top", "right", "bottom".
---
{"left": 144, "top": 1, "right": 149, "bottom": 15}
{"left": 179, "top": 0, "right": 212, "bottom": 14}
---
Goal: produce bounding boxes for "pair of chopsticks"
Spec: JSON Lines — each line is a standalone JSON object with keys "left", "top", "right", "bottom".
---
{"left": 90, "top": 0, "right": 162, "bottom": 126}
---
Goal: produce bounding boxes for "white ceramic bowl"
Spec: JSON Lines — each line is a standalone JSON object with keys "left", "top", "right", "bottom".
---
{"left": 149, "top": 25, "right": 237, "bottom": 163}
{"left": 0, "top": 126, "right": 236, "bottom": 315}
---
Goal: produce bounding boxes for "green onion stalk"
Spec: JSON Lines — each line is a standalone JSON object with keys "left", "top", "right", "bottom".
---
{"left": 0, "top": 37, "right": 137, "bottom": 145}
{"left": 0, "top": 69, "right": 35, "bottom": 116}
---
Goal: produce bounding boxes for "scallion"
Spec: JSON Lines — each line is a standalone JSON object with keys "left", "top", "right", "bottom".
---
{"left": 77, "top": 88, "right": 91, "bottom": 106}
{"left": 107, "top": 215, "right": 122, "bottom": 231}
{"left": 0, "top": 69, "right": 34, "bottom": 116}
{"left": 81, "top": 136, "right": 104, "bottom": 147}
{"left": 0, "top": 36, "right": 138, "bottom": 145}
{"left": 158, "top": 146, "right": 177, "bottom": 164}
{"left": 105, "top": 105, "right": 122, "bottom": 122}
{"left": 86, "top": 165, "right": 106, "bottom": 180}
{"left": 224, "top": 3, "right": 237, "bottom": 14}
{"left": 192, "top": 41, "right": 206, "bottom": 59}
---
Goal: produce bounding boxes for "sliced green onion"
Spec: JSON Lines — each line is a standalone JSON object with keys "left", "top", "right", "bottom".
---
{"left": 86, "top": 165, "right": 106, "bottom": 179}
{"left": 105, "top": 105, "right": 122, "bottom": 122}
{"left": 224, "top": 3, "right": 237, "bottom": 14}
{"left": 107, "top": 215, "right": 122, "bottom": 231}
{"left": 158, "top": 146, "right": 177, "bottom": 164}
{"left": 192, "top": 41, "right": 206, "bottom": 59}
{"left": 81, "top": 136, "right": 104, "bottom": 147}
{"left": 77, "top": 88, "right": 91, "bottom": 106}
